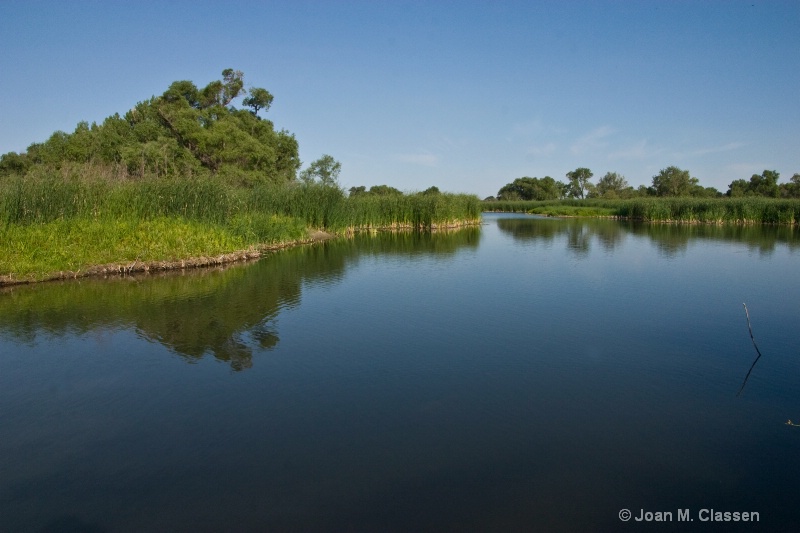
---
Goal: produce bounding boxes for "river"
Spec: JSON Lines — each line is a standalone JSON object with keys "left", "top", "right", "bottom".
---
{"left": 1, "top": 213, "right": 798, "bottom": 531}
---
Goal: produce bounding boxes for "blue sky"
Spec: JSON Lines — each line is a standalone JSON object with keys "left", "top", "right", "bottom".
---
{"left": 1, "top": 0, "right": 798, "bottom": 197}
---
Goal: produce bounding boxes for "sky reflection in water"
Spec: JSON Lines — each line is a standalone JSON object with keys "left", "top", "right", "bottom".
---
{"left": 1, "top": 216, "right": 798, "bottom": 531}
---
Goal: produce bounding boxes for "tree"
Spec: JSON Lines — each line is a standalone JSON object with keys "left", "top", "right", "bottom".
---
{"left": 727, "top": 179, "right": 749, "bottom": 197}
{"left": 780, "top": 173, "right": 800, "bottom": 198}
{"left": 594, "top": 172, "right": 629, "bottom": 198}
{"left": 348, "top": 184, "right": 403, "bottom": 196}
{"left": 368, "top": 185, "right": 403, "bottom": 195}
{"left": 273, "top": 130, "right": 301, "bottom": 182}
{"left": 199, "top": 69, "right": 245, "bottom": 108}
{"left": 242, "top": 87, "right": 274, "bottom": 117}
{"left": 566, "top": 167, "right": 593, "bottom": 199}
{"left": 651, "top": 166, "right": 697, "bottom": 196}
{"left": 0, "top": 69, "right": 300, "bottom": 184}
{"left": 748, "top": 170, "right": 780, "bottom": 197}
{"left": 422, "top": 186, "right": 440, "bottom": 195}
{"left": 299, "top": 154, "right": 341, "bottom": 187}
{"left": 163, "top": 80, "right": 200, "bottom": 108}
{"left": 497, "top": 176, "right": 564, "bottom": 201}
{"left": 692, "top": 186, "right": 722, "bottom": 198}
{"left": 222, "top": 69, "right": 245, "bottom": 102}
{"left": 558, "top": 180, "right": 572, "bottom": 198}
{"left": 0, "top": 151, "right": 30, "bottom": 176}
{"left": 727, "top": 170, "right": 780, "bottom": 197}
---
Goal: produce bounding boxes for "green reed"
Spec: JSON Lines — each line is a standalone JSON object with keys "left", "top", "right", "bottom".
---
{"left": 0, "top": 174, "right": 481, "bottom": 280}
{"left": 483, "top": 198, "right": 800, "bottom": 225}
{"left": 616, "top": 198, "right": 799, "bottom": 224}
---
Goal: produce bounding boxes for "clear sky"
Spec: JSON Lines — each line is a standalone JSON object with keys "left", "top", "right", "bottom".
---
{"left": 1, "top": 0, "right": 798, "bottom": 197}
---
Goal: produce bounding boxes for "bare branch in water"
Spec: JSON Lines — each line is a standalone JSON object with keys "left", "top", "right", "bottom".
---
{"left": 737, "top": 303, "right": 764, "bottom": 397}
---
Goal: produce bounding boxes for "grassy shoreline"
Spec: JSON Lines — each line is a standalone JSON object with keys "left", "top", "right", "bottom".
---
{"left": 0, "top": 175, "right": 482, "bottom": 284}
{"left": 0, "top": 220, "right": 482, "bottom": 286}
{"left": 483, "top": 197, "right": 800, "bottom": 225}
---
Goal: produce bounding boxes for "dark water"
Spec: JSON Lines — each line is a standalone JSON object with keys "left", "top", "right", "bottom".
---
{"left": 1, "top": 214, "right": 799, "bottom": 532}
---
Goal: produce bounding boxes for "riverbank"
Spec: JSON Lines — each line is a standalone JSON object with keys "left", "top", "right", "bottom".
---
{"left": 0, "top": 221, "right": 482, "bottom": 287}
{"left": 0, "top": 233, "right": 329, "bottom": 287}
{"left": 483, "top": 197, "right": 800, "bottom": 224}
{"left": 0, "top": 175, "right": 482, "bottom": 284}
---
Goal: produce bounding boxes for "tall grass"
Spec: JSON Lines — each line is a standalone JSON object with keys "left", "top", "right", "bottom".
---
{"left": 0, "top": 175, "right": 236, "bottom": 225}
{"left": 245, "top": 184, "right": 481, "bottom": 231}
{"left": 483, "top": 198, "right": 800, "bottom": 225}
{"left": 1, "top": 175, "right": 482, "bottom": 230}
{"left": 0, "top": 173, "right": 481, "bottom": 280}
{"left": 616, "top": 198, "right": 798, "bottom": 224}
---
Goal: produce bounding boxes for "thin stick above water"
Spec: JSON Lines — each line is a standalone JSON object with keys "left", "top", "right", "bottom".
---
{"left": 736, "top": 303, "right": 764, "bottom": 397}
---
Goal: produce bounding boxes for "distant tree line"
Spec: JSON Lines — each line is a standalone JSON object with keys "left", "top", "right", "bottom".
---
{"left": 0, "top": 69, "right": 302, "bottom": 186}
{"left": 727, "top": 170, "right": 800, "bottom": 198}
{"left": 348, "top": 185, "right": 440, "bottom": 197}
{"left": 487, "top": 167, "right": 800, "bottom": 201}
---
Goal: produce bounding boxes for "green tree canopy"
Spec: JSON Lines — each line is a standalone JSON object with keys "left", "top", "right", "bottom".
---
{"left": 0, "top": 151, "right": 30, "bottom": 175}
{"left": 594, "top": 172, "right": 629, "bottom": 198}
{"left": 242, "top": 87, "right": 274, "bottom": 117}
{"left": 749, "top": 170, "right": 780, "bottom": 197}
{"left": 348, "top": 185, "right": 404, "bottom": 196}
{"left": 0, "top": 69, "right": 300, "bottom": 185}
{"left": 198, "top": 68, "right": 245, "bottom": 108}
{"left": 163, "top": 80, "right": 201, "bottom": 108}
{"left": 637, "top": 184, "right": 654, "bottom": 197}
{"left": 727, "top": 179, "right": 749, "bottom": 197}
{"left": 497, "top": 176, "right": 564, "bottom": 201}
{"left": 299, "top": 155, "right": 342, "bottom": 187}
{"left": 780, "top": 173, "right": 800, "bottom": 198}
{"left": 692, "top": 185, "right": 723, "bottom": 198}
{"left": 726, "top": 170, "right": 781, "bottom": 197}
{"left": 651, "top": 166, "right": 698, "bottom": 197}
{"left": 566, "top": 167, "right": 593, "bottom": 199}
{"left": 368, "top": 185, "right": 403, "bottom": 196}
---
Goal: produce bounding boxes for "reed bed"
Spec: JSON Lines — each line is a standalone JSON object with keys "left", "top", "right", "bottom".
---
{"left": 1, "top": 176, "right": 236, "bottom": 225}
{"left": 1, "top": 176, "right": 481, "bottom": 228}
{"left": 0, "top": 174, "right": 481, "bottom": 280}
{"left": 483, "top": 198, "right": 800, "bottom": 225}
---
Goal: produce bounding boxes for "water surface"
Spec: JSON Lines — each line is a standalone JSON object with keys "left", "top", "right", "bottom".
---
{"left": 1, "top": 215, "right": 798, "bottom": 531}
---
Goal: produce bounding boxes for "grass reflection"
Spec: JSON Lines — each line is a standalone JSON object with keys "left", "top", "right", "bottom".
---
{"left": 495, "top": 215, "right": 800, "bottom": 258}
{"left": 0, "top": 228, "right": 481, "bottom": 369}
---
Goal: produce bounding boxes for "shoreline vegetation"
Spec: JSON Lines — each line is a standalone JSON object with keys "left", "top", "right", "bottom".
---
{"left": 483, "top": 198, "right": 800, "bottom": 225}
{"left": 0, "top": 174, "right": 481, "bottom": 285}
{"left": 0, "top": 69, "right": 481, "bottom": 285}
{"left": 2, "top": 70, "right": 796, "bottom": 285}
{"left": 487, "top": 168, "right": 800, "bottom": 224}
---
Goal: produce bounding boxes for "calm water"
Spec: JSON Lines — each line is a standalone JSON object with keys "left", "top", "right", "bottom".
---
{"left": 1, "top": 213, "right": 799, "bottom": 532}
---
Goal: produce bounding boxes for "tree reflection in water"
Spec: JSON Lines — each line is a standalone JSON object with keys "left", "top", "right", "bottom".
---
{"left": 495, "top": 215, "right": 800, "bottom": 258}
{"left": 0, "top": 227, "right": 480, "bottom": 370}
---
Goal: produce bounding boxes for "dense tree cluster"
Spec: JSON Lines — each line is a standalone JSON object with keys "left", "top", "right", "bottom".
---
{"left": 348, "top": 185, "right": 404, "bottom": 197}
{"left": 492, "top": 166, "right": 800, "bottom": 201}
{"left": 0, "top": 69, "right": 300, "bottom": 186}
{"left": 727, "top": 170, "right": 800, "bottom": 198}
{"left": 496, "top": 176, "right": 566, "bottom": 201}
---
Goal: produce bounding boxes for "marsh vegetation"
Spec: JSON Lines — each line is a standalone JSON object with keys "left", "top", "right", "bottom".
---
{"left": 485, "top": 197, "right": 800, "bottom": 225}
{"left": 0, "top": 70, "right": 480, "bottom": 282}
